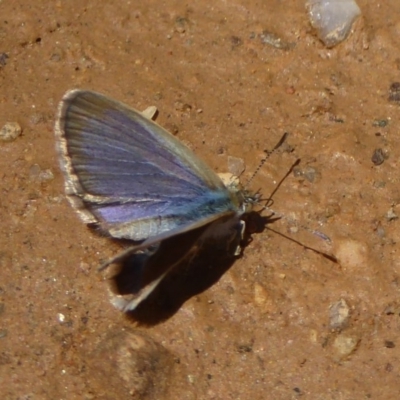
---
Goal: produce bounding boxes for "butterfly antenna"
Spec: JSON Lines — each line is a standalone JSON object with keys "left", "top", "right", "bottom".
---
{"left": 242, "top": 133, "right": 334, "bottom": 256}
{"left": 244, "top": 132, "right": 289, "bottom": 189}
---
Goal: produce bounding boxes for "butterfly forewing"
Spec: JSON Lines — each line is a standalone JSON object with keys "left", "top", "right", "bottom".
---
{"left": 55, "top": 90, "right": 241, "bottom": 241}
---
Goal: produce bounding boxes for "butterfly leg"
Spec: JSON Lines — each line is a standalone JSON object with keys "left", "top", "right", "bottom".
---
{"left": 233, "top": 220, "right": 246, "bottom": 256}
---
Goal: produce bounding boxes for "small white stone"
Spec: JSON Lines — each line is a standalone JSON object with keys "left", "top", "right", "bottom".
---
{"left": 334, "top": 239, "right": 367, "bottom": 270}
{"left": 38, "top": 169, "right": 54, "bottom": 183}
{"left": 329, "top": 298, "right": 350, "bottom": 329}
{"left": 0, "top": 122, "right": 22, "bottom": 142}
{"left": 57, "top": 313, "right": 66, "bottom": 323}
{"left": 228, "top": 156, "right": 245, "bottom": 177}
{"left": 333, "top": 334, "right": 359, "bottom": 358}
{"left": 307, "top": 0, "right": 361, "bottom": 47}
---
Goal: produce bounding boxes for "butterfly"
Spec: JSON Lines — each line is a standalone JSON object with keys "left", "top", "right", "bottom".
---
{"left": 55, "top": 90, "right": 258, "bottom": 312}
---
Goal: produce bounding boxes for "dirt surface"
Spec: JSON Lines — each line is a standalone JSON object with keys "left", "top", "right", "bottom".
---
{"left": 1, "top": 1, "right": 400, "bottom": 399}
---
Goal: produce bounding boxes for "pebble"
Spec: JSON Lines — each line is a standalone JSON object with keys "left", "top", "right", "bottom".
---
{"left": 333, "top": 334, "right": 359, "bottom": 358}
{"left": 0, "top": 53, "right": 8, "bottom": 67}
{"left": 372, "top": 119, "right": 389, "bottom": 128}
{"left": 259, "top": 30, "right": 294, "bottom": 50}
{"left": 57, "top": 313, "right": 66, "bottom": 323}
{"left": 306, "top": 0, "right": 361, "bottom": 47}
{"left": 0, "top": 122, "right": 22, "bottom": 142}
{"left": 227, "top": 156, "right": 245, "bottom": 177}
{"left": 334, "top": 239, "right": 367, "bottom": 270}
{"left": 384, "top": 340, "right": 395, "bottom": 349}
{"left": 253, "top": 283, "right": 270, "bottom": 310}
{"left": 388, "top": 82, "right": 400, "bottom": 103}
{"left": 371, "top": 148, "right": 386, "bottom": 166}
{"left": 329, "top": 299, "right": 350, "bottom": 329}
{"left": 87, "top": 330, "right": 172, "bottom": 398}
{"left": 386, "top": 207, "right": 398, "bottom": 222}
{"left": 174, "top": 100, "right": 192, "bottom": 113}
{"left": 29, "top": 164, "right": 55, "bottom": 183}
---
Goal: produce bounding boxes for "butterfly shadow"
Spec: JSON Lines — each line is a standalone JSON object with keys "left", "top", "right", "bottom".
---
{"left": 106, "top": 211, "right": 272, "bottom": 325}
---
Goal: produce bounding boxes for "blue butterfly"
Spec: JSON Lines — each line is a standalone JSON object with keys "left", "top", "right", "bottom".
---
{"left": 55, "top": 90, "right": 257, "bottom": 311}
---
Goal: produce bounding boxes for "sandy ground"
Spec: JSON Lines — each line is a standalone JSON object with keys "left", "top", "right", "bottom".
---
{"left": 1, "top": 0, "right": 400, "bottom": 399}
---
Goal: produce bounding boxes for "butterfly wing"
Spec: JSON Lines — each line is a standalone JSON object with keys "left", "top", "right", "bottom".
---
{"left": 55, "top": 90, "right": 241, "bottom": 241}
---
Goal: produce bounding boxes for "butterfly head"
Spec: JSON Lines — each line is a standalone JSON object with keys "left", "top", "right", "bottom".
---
{"left": 218, "top": 172, "right": 260, "bottom": 215}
